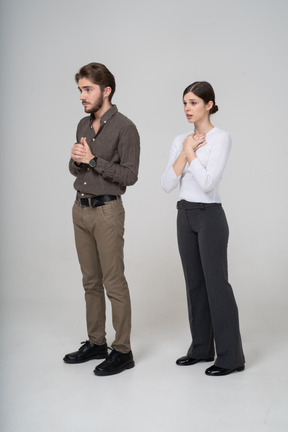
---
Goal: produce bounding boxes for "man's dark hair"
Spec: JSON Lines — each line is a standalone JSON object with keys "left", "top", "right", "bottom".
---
{"left": 75, "top": 63, "right": 116, "bottom": 101}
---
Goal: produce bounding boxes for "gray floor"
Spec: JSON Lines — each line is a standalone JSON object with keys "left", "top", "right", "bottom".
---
{"left": 1, "top": 296, "right": 287, "bottom": 432}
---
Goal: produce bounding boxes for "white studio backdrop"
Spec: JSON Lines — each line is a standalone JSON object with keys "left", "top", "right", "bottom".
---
{"left": 0, "top": 0, "right": 287, "bottom": 339}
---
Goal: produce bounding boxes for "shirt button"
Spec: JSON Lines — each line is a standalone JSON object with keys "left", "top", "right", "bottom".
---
{"left": 81, "top": 193, "right": 84, "bottom": 197}
{"left": 84, "top": 182, "right": 87, "bottom": 185}
{"left": 92, "top": 138, "right": 95, "bottom": 141}
{"left": 87, "top": 168, "right": 90, "bottom": 171}
{"left": 104, "top": 121, "right": 107, "bottom": 124}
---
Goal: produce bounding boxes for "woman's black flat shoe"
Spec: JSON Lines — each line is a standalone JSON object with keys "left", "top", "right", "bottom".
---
{"left": 176, "top": 356, "right": 214, "bottom": 366}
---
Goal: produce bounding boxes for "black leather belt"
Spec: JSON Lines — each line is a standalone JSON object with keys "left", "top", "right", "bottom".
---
{"left": 77, "top": 194, "right": 119, "bottom": 207}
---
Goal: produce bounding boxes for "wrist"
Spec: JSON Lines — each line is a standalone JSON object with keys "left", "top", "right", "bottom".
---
{"left": 180, "top": 150, "right": 188, "bottom": 160}
{"left": 185, "top": 148, "right": 196, "bottom": 164}
{"left": 184, "top": 146, "right": 195, "bottom": 157}
{"left": 187, "top": 153, "right": 196, "bottom": 164}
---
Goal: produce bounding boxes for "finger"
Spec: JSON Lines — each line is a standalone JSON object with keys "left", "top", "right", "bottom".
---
{"left": 72, "top": 145, "right": 84, "bottom": 153}
{"left": 73, "top": 150, "right": 86, "bottom": 158}
{"left": 73, "top": 144, "right": 84, "bottom": 151}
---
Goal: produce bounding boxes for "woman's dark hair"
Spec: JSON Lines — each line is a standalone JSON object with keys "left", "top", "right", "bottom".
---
{"left": 183, "top": 81, "right": 218, "bottom": 114}
{"left": 75, "top": 62, "right": 116, "bottom": 101}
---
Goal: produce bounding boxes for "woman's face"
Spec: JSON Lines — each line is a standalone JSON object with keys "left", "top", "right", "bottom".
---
{"left": 183, "top": 92, "right": 211, "bottom": 123}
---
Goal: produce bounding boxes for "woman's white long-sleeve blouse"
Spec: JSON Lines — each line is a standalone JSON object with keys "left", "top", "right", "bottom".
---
{"left": 161, "top": 127, "right": 232, "bottom": 203}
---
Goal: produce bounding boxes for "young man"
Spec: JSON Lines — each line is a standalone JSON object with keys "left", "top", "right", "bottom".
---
{"left": 63, "top": 63, "right": 140, "bottom": 376}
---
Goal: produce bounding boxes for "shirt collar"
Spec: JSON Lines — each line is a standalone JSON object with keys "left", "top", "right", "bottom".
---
{"left": 89, "top": 105, "right": 118, "bottom": 125}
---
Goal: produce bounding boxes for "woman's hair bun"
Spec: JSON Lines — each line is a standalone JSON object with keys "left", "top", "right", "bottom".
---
{"left": 211, "top": 104, "right": 218, "bottom": 114}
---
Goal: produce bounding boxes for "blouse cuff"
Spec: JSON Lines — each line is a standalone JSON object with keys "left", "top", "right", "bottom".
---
{"left": 162, "top": 166, "right": 180, "bottom": 191}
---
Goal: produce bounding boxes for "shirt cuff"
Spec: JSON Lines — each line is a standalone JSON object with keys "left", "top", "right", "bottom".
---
{"left": 94, "top": 157, "right": 106, "bottom": 173}
{"left": 162, "top": 166, "right": 180, "bottom": 191}
{"left": 188, "top": 157, "right": 201, "bottom": 173}
{"left": 73, "top": 161, "right": 83, "bottom": 169}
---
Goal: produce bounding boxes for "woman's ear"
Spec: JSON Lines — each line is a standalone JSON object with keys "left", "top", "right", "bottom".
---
{"left": 206, "top": 101, "right": 213, "bottom": 111}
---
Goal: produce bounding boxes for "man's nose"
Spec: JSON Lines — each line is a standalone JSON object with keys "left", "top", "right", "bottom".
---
{"left": 80, "top": 91, "right": 85, "bottom": 100}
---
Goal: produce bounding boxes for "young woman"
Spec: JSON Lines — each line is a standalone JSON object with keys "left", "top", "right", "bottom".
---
{"left": 161, "top": 81, "right": 245, "bottom": 376}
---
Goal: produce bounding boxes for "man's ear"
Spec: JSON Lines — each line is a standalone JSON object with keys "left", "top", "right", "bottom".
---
{"left": 104, "top": 86, "right": 112, "bottom": 98}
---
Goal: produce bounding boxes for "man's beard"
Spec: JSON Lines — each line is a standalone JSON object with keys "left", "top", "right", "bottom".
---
{"left": 85, "top": 92, "right": 104, "bottom": 114}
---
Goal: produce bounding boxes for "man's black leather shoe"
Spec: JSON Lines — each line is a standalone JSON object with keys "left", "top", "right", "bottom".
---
{"left": 176, "top": 356, "right": 214, "bottom": 366}
{"left": 94, "top": 349, "right": 135, "bottom": 376}
{"left": 63, "top": 341, "right": 108, "bottom": 364}
{"left": 205, "top": 364, "right": 245, "bottom": 376}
